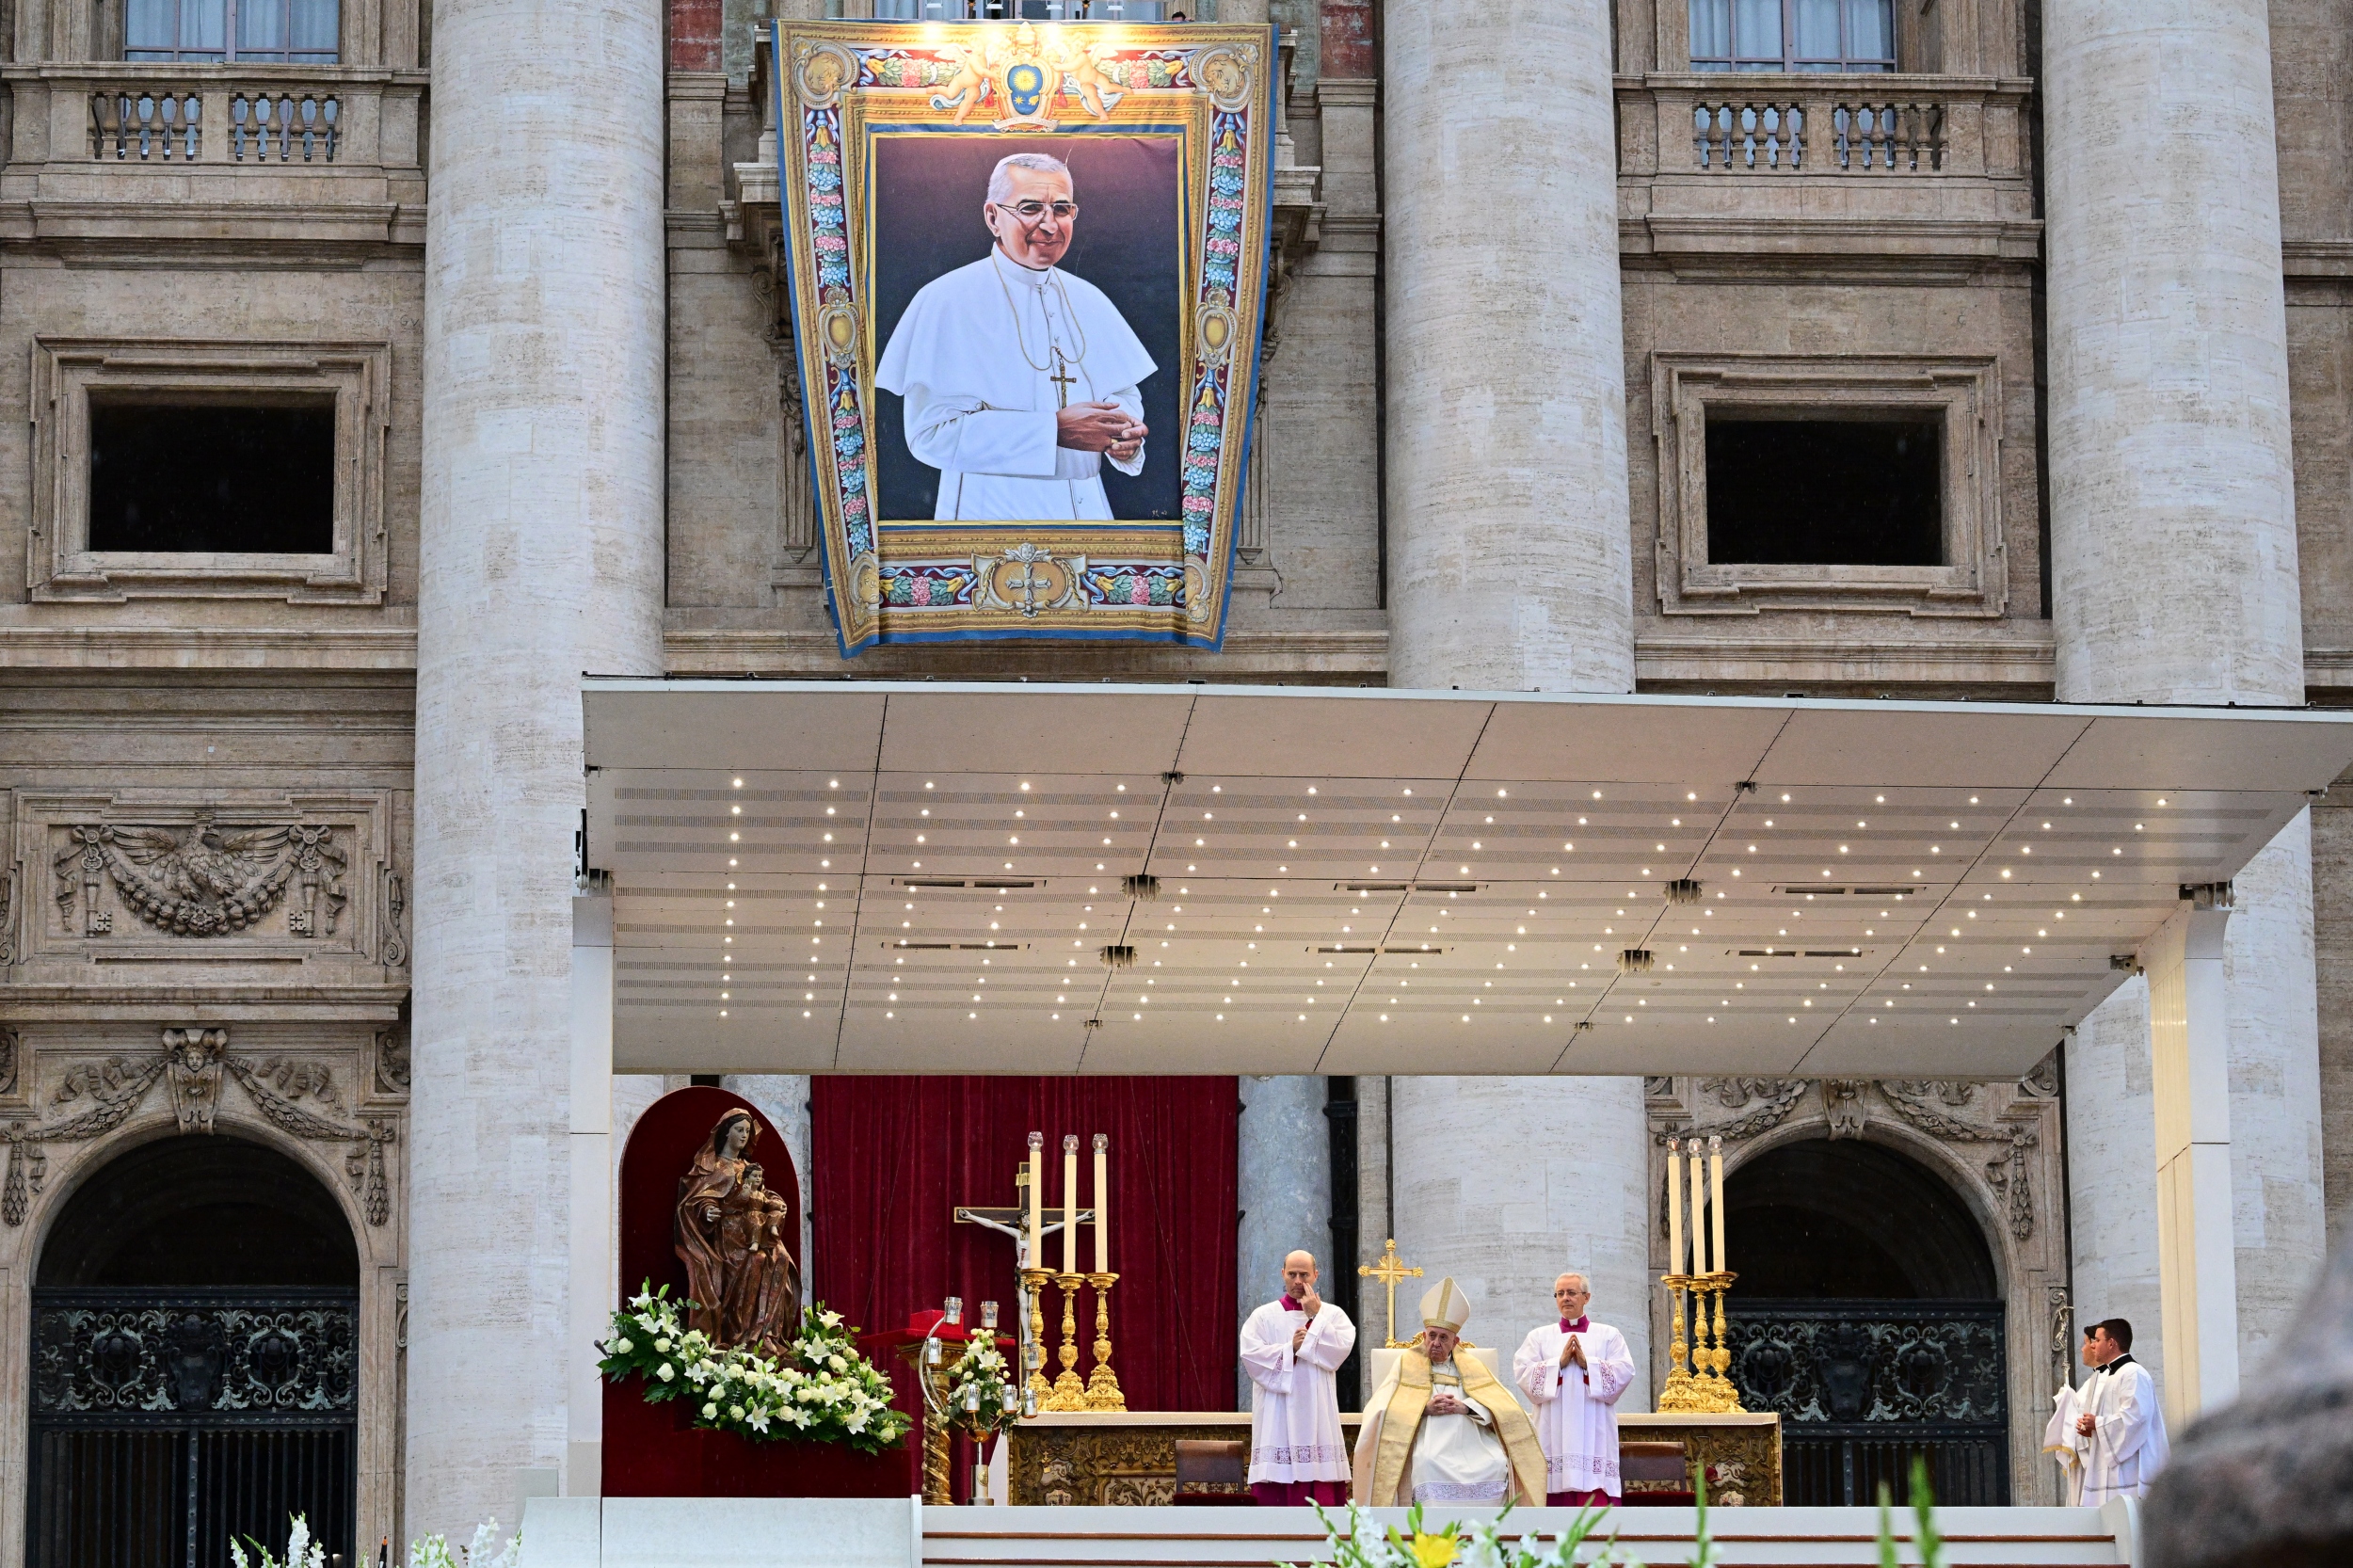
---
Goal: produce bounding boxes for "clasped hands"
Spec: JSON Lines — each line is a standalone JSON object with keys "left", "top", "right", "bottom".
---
{"left": 1057, "top": 401, "right": 1146, "bottom": 462}
{"left": 2075, "top": 1413, "right": 2097, "bottom": 1436}
{"left": 1427, "top": 1392, "right": 1471, "bottom": 1416}
{"left": 1558, "top": 1335, "right": 1588, "bottom": 1370}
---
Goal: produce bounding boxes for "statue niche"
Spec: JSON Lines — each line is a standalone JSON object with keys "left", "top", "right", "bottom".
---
{"left": 674, "top": 1109, "right": 802, "bottom": 1354}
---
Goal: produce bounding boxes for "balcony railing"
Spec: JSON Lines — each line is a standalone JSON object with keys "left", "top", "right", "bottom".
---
{"left": 1623, "top": 75, "right": 2030, "bottom": 181}
{"left": 8, "top": 63, "right": 414, "bottom": 173}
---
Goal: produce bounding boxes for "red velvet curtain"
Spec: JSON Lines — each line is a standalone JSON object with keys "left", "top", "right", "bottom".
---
{"left": 811, "top": 1077, "right": 1239, "bottom": 1414}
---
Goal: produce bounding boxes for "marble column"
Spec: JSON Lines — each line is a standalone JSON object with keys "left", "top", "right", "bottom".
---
{"left": 2044, "top": 0, "right": 2301, "bottom": 705}
{"left": 1389, "top": 1077, "right": 1654, "bottom": 1408}
{"left": 2065, "top": 979, "right": 2167, "bottom": 1394}
{"left": 407, "top": 0, "right": 666, "bottom": 1529}
{"left": 1383, "top": 0, "right": 1632, "bottom": 692}
{"left": 1236, "top": 1075, "right": 1331, "bottom": 1407}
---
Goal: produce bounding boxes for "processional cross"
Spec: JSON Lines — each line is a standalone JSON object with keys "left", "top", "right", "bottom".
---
{"left": 1359, "top": 1237, "right": 1425, "bottom": 1350}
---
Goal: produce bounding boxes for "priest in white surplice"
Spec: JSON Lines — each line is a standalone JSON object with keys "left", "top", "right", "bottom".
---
{"left": 2045, "top": 1318, "right": 2169, "bottom": 1505}
{"left": 1239, "top": 1250, "right": 1357, "bottom": 1506}
{"left": 1353, "top": 1278, "right": 1547, "bottom": 1508}
{"left": 875, "top": 151, "right": 1157, "bottom": 520}
{"left": 1513, "top": 1272, "right": 1636, "bottom": 1506}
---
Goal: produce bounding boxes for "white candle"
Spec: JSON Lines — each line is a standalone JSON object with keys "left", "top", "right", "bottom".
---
{"left": 1666, "top": 1137, "right": 1684, "bottom": 1278}
{"left": 1026, "top": 1131, "right": 1043, "bottom": 1267}
{"left": 1063, "top": 1134, "right": 1080, "bottom": 1275}
{"left": 1689, "top": 1148, "right": 1708, "bottom": 1273}
{"left": 1710, "top": 1135, "right": 1727, "bottom": 1274}
{"left": 1093, "top": 1133, "right": 1110, "bottom": 1273}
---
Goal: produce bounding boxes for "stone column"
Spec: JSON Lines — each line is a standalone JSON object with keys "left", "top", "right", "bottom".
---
{"left": 1236, "top": 1075, "right": 1331, "bottom": 1407}
{"left": 2043, "top": 0, "right": 2301, "bottom": 704}
{"left": 1384, "top": 0, "right": 1632, "bottom": 692}
{"left": 2065, "top": 979, "right": 2167, "bottom": 1393}
{"left": 1390, "top": 1077, "right": 1654, "bottom": 1408}
{"left": 407, "top": 0, "right": 666, "bottom": 1529}
{"left": 2043, "top": 0, "right": 2315, "bottom": 1423}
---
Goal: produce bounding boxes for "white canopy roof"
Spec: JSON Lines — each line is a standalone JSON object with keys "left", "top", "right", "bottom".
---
{"left": 583, "top": 680, "right": 2353, "bottom": 1079}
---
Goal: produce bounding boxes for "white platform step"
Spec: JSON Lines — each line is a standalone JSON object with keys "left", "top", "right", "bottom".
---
{"left": 919, "top": 1503, "right": 2140, "bottom": 1568}
{"left": 519, "top": 1497, "right": 2139, "bottom": 1568}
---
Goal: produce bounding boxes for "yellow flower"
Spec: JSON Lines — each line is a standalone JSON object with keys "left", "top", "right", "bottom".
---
{"left": 1408, "top": 1531, "right": 1459, "bottom": 1568}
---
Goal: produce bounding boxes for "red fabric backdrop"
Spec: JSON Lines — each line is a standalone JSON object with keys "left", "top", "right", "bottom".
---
{"left": 811, "top": 1077, "right": 1240, "bottom": 1414}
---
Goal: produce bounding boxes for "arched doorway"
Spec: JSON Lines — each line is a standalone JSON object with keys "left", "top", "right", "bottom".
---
{"left": 1723, "top": 1138, "right": 2009, "bottom": 1505}
{"left": 28, "top": 1135, "right": 360, "bottom": 1568}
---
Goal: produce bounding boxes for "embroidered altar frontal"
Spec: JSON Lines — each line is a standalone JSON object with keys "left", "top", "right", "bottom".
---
{"left": 769, "top": 18, "right": 1275, "bottom": 653}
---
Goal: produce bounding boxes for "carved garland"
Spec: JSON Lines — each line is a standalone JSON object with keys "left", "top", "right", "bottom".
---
{"left": 1, "top": 1030, "right": 394, "bottom": 1228}
{"left": 1874, "top": 1083, "right": 2039, "bottom": 1242}
{"left": 53, "top": 820, "right": 345, "bottom": 939}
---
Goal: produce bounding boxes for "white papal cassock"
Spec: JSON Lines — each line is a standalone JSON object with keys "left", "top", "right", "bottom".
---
{"left": 875, "top": 250, "right": 1156, "bottom": 521}
{"left": 1512, "top": 1318, "right": 1635, "bottom": 1498}
{"left": 1239, "top": 1297, "right": 1357, "bottom": 1488}
{"left": 2047, "top": 1357, "right": 2169, "bottom": 1505}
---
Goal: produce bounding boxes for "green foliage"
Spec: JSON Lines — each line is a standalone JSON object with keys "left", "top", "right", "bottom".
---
{"left": 599, "top": 1281, "right": 913, "bottom": 1452}
{"left": 1875, "top": 1457, "right": 1946, "bottom": 1568}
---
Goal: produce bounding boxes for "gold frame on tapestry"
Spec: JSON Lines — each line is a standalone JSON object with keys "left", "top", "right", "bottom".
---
{"left": 770, "top": 18, "right": 1273, "bottom": 651}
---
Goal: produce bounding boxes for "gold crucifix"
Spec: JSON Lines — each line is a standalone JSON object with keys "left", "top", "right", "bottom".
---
{"left": 1048, "top": 351, "right": 1078, "bottom": 409}
{"left": 1358, "top": 1238, "right": 1424, "bottom": 1349}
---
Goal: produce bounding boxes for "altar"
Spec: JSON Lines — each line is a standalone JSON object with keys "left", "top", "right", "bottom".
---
{"left": 1001, "top": 1411, "right": 1782, "bottom": 1508}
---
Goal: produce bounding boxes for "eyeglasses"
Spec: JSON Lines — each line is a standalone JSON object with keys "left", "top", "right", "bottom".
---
{"left": 996, "top": 200, "right": 1080, "bottom": 221}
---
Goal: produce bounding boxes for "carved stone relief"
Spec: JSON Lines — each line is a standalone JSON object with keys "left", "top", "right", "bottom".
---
{"left": 53, "top": 819, "right": 344, "bottom": 939}
{"left": 2, "top": 1028, "right": 397, "bottom": 1228}
{"left": 0, "top": 1027, "right": 16, "bottom": 1097}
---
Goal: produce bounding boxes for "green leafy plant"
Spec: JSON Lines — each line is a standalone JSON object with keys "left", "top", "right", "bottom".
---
{"left": 599, "top": 1281, "right": 912, "bottom": 1452}
{"left": 1875, "top": 1457, "right": 1946, "bottom": 1568}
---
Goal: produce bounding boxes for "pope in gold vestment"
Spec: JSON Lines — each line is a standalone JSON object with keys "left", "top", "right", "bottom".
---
{"left": 1353, "top": 1277, "right": 1547, "bottom": 1508}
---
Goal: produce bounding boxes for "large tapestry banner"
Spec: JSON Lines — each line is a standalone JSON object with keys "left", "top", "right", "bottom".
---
{"left": 767, "top": 18, "right": 1276, "bottom": 653}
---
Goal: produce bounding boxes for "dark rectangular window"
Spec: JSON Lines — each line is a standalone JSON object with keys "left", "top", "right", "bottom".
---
{"left": 1705, "top": 417, "right": 1941, "bottom": 566}
{"left": 88, "top": 399, "right": 336, "bottom": 553}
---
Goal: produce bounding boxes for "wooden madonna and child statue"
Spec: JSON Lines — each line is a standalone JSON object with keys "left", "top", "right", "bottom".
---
{"left": 675, "top": 1108, "right": 802, "bottom": 1354}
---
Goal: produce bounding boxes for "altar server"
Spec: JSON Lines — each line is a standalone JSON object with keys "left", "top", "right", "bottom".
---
{"left": 2068, "top": 1319, "right": 2169, "bottom": 1504}
{"left": 1513, "top": 1272, "right": 1636, "bottom": 1506}
{"left": 1353, "top": 1277, "right": 1547, "bottom": 1508}
{"left": 1239, "top": 1250, "right": 1358, "bottom": 1506}
{"left": 2043, "top": 1380, "right": 2086, "bottom": 1503}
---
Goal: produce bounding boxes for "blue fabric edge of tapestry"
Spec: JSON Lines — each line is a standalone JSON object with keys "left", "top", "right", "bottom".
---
{"left": 769, "top": 20, "right": 1276, "bottom": 661}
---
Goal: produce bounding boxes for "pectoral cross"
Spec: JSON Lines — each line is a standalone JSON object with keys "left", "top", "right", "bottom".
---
{"left": 1359, "top": 1238, "right": 1425, "bottom": 1350}
{"left": 1048, "top": 350, "right": 1078, "bottom": 409}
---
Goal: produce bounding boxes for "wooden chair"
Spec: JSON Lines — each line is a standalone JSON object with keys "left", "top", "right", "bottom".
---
{"left": 1172, "top": 1439, "right": 1251, "bottom": 1506}
{"left": 1617, "top": 1441, "right": 1695, "bottom": 1506}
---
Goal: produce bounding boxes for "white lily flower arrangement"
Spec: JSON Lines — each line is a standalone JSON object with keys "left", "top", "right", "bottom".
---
{"left": 599, "top": 1282, "right": 912, "bottom": 1453}
{"left": 408, "top": 1518, "right": 521, "bottom": 1568}
{"left": 228, "top": 1513, "right": 327, "bottom": 1568}
{"left": 941, "top": 1335, "right": 1021, "bottom": 1436}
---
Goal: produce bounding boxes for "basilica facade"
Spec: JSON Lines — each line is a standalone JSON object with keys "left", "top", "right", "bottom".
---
{"left": 0, "top": 0, "right": 2348, "bottom": 1559}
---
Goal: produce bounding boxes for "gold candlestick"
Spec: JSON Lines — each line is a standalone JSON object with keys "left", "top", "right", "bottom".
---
{"left": 1019, "top": 1267, "right": 1055, "bottom": 1408}
{"left": 1042, "top": 1272, "right": 1090, "bottom": 1411}
{"left": 1656, "top": 1273, "right": 1706, "bottom": 1412}
{"left": 1083, "top": 1271, "right": 1126, "bottom": 1411}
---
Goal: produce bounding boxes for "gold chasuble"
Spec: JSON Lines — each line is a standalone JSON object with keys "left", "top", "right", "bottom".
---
{"left": 1353, "top": 1347, "right": 1547, "bottom": 1508}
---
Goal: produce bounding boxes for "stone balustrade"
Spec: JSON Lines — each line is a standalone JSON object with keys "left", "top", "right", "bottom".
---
{"left": 1617, "top": 74, "right": 2039, "bottom": 269}
{"left": 1623, "top": 74, "right": 2031, "bottom": 181}
{"left": 0, "top": 64, "right": 425, "bottom": 247}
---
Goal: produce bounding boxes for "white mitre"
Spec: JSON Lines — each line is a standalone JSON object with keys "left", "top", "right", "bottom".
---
{"left": 1421, "top": 1277, "right": 1472, "bottom": 1333}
